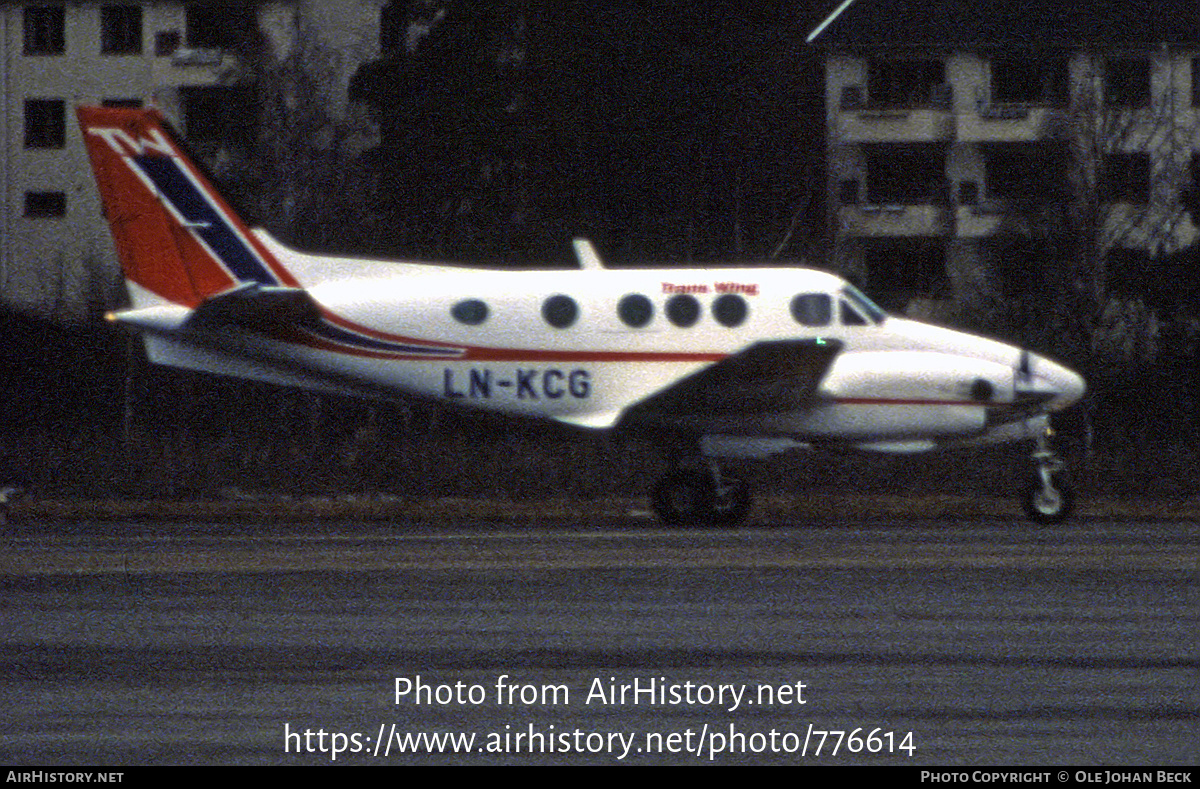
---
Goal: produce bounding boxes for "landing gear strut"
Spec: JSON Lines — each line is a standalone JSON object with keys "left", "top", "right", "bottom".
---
{"left": 1023, "top": 427, "right": 1075, "bottom": 524}
{"left": 652, "top": 461, "right": 750, "bottom": 528}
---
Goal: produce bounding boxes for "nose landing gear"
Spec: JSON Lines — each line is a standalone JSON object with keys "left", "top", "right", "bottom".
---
{"left": 1023, "top": 427, "right": 1075, "bottom": 524}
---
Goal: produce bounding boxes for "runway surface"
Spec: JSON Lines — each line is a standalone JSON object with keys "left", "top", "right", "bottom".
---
{"left": 1, "top": 515, "right": 1196, "bottom": 765}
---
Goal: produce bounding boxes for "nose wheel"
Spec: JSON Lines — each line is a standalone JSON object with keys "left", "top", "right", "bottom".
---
{"left": 1023, "top": 428, "right": 1075, "bottom": 524}
{"left": 652, "top": 463, "right": 750, "bottom": 528}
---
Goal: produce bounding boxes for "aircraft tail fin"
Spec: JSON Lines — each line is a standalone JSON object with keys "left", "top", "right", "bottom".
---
{"left": 76, "top": 105, "right": 300, "bottom": 310}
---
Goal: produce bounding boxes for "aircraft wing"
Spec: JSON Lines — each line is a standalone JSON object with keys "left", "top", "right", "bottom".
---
{"left": 621, "top": 338, "right": 842, "bottom": 424}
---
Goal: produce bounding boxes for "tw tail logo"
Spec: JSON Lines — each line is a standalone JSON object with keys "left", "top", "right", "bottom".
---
{"left": 86, "top": 126, "right": 175, "bottom": 157}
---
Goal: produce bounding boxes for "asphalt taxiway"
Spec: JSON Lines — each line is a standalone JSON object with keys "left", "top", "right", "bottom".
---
{"left": 1, "top": 515, "right": 1195, "bottom": 765}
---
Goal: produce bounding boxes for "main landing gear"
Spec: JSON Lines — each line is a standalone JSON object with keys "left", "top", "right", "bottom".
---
{"left": 649, "top": 427, "right": 1078, "bottom": 527}
{"left": 1023, "top": 426, "right": 1075, "bottom": 524}
{"left": 651, "top": 461, "right": 750, "bottom": 528}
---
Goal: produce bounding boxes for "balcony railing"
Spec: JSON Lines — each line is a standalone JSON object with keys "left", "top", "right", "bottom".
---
{"left": 958, "top": 105, "right": 1065, "bottom": 142}
{"left": 171, "top": 48, "right": 225, "bottom": 67}
{"left": 838, "top": 204, "right": 952, "bottom": 237}
{"left": 837, "top": 84, "right": 955, "bottom": 143}
{"left": 152, "top": 46, "right": 234, "bottom": 87}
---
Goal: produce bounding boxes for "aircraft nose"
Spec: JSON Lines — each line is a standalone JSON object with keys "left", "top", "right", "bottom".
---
{"left": 1030, "top": 354, "right": 1086, "bottom": 412}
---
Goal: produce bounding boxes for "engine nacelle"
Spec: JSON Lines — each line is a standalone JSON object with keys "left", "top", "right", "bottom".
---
{"left": 812, "top": 351, "right": 1015, "bottom": 439}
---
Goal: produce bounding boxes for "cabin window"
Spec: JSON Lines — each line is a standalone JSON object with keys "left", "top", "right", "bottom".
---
{"left": 841, "top": 284, "right": 887, "bottom": 324}
{"left": 451, "top": 299, "right": 488, "bottom": 325}
{"left": 665, "top": 294, "right": 700, "bottom": 327}
{"left": 838, "top": 178, "right": 860, "bottom": 205}
{"left": 712, "top": 294, "right": 748, "bottom": 328}
{"left": 541, "top": 294, "right": 578, "bottom": 329}
{"left": 790, "top": 293, "right": 832, "bottom": 327}
{"left": 617, "top": 294, "right": 654, "bottom": 328}
{"left": 840, "top": 300, "right": 868, "bottom": 326}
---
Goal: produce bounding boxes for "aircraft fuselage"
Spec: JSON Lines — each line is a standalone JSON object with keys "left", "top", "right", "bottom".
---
{"left": 122, "top": 233, "right": 1083, "bottom": 451}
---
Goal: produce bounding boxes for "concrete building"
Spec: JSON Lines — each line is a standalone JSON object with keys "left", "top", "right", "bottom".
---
{"left": 807, "top": 0, "right": 1200, "bottom": 315}
{"left": 0, "top": 0, "right": 380, "bottom": 320}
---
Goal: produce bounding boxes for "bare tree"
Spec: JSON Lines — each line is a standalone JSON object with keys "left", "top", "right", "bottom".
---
{"left": 244, "top": 21, "right": 379, "bottom": 250}
{"left": 980, "top": 51, "right": 1197, "bottom": 371}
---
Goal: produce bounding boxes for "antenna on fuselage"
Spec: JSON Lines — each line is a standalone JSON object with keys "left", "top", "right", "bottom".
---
{"left": 572, "top": 238, "right": 606, "bottom": 271}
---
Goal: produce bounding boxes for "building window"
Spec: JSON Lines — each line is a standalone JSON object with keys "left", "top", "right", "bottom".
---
{"left": 866, "top": 144, "right": 946, "bottom": 204}
{"left": 1105, "top": 58, "right": 1150, "bottom": 108}
{"left": 186, "top": 3, "right": 255, "bottom": 49}
{"left": 1193, "top": 58, "right": 1200, "bottom": 107}
{"left": 24, "top": 99, "right": 66, "bottom": 149}
{"left": 24, "top": 6, "right": 64, "bottom": 55}
{"left": 102, "top": 98, "right": 143, "bottom": 108}
{"left": 24, "top": 192, "right": 67, "bottom": 218}
{"left": 867, "top": 59, "right": 946, "bottom": 108}
{"left": 838, "top": 178, "right": 860, "bottom": 205}
{"left": 155, "top": 31, "right": 181, "bottom": 57}
{"left": 983, "top": 143, "right": 1068, "bottom": 201}
{"left": 1103, "top": 153, "right": 1150, "bottom": 203}
{"left": 991, "top": 55, "right": 1068, "bottom": 106}
{"left": 1182, "top": 155, "right": 1200, "bottom": 220}
{"left": 101, "top": 5, "right": 143, "bottom": 55}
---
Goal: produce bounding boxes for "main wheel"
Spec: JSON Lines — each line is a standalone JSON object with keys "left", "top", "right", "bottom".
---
{"left": 652, "top": 470, "right": 714, "bottom": 527}
{"left": 1023, "top": 470, "right": 1075, "bottom": 524}
{"left": 710, "top": 478, "right": 751, "bottom": 528}
{"left": 651, "top": 471, "right": 751, "bottom": 527}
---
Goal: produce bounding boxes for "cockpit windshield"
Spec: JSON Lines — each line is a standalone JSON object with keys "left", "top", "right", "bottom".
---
{"left": 840, "top": 285, "right": 887, "bottom": 325}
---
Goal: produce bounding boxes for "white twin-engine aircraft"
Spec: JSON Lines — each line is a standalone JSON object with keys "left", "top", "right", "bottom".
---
{"left": 78, "top": 106, "right": 1086, "bottom": 526}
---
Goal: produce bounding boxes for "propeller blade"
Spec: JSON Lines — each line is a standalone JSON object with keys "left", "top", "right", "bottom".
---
{"left": 1016, "top": 349, "right": 1032, "bottom": 383}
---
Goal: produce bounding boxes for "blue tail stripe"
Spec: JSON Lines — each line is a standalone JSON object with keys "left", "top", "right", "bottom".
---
{"left": 136, "top": 156, "right": 279, "bottom": 286}
{"left": 136, "top": 154, "right": 462, "bottom": 358}
{"left": 310, "top": 320, "right": 464, "bottom": 357}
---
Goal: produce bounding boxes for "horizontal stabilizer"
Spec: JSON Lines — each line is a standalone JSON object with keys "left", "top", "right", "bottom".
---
{"left": 185, "top": 283, "right": 320, "bottom": 332}
{"left": 142, "top": 336, "right": 391, "bottom": 401}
